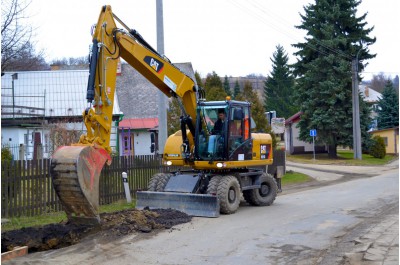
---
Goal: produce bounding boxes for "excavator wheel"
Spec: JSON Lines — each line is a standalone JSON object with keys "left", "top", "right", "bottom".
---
{"left": 243, "top": 173, "right": 277, "bottom": 206}
{"left": 206, "top": 175, "right": 222, "bottom": 195}
{"left": 217, "top": 175, "right": 241, "bottom": 214}
{"left": 50, "top": 146, "right": 111, "bottom": 225}
{"left": 147, "top": 173, "right": 172, "bottom": 192}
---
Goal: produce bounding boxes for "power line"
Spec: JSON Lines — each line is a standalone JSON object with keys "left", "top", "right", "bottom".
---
{"left": 228, "top": 0, "right": 353, "bottom": 61}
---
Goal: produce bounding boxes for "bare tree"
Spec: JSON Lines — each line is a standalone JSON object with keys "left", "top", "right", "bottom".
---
{"left": 1, "top": 0, "right": 48, "bottom": 71}
{"left": 370, "top": 73, "right": 389, "bottom": 94}
{"left": 47, "top": 122, "right": 82, "bottom": 156}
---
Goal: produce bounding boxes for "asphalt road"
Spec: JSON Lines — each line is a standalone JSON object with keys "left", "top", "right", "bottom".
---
{"left": 5, "top": 162, "right": 399, "bottom": 265}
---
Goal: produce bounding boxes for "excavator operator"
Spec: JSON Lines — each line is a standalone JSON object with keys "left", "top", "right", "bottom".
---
{"left": 212, "top": 109, "right": 226, "bottom": 135}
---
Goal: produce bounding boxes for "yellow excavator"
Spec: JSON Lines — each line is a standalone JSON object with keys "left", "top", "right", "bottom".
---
{"left": 50, "top": 5, "right": 278, "bottom": 225}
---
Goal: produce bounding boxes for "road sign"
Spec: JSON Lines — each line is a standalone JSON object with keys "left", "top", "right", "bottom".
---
{"left": 310, "top": 129, "right": 317, "bottom": 137}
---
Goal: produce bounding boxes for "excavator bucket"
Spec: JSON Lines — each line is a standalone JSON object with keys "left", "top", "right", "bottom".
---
{"left": 136, "top": 191, "right": 220, "bottom": 218}
{"left": 50, "top": 146, "right": 111, "bottom": 225}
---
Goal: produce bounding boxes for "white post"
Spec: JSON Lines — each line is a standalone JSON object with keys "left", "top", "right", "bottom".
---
{"left": 122, "top": 172, "right": 132, "bottom": 203}
{"left": 313, "top": 136, "right": 316, "bottom": 160}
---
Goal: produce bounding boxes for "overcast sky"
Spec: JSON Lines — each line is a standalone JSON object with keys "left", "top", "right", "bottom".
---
{"left": 28, "top": 0, "right": 399, "bottom": 80}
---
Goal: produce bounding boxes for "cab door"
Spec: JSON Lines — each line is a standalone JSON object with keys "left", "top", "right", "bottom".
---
{"left": 228, "top": 105, "right": 252, "bottom": 161}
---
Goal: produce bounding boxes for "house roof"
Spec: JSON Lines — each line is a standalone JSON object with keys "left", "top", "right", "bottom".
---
{"left": 119, "top": 117, "right": 158, "bottom": 129}
{"left": 116, "top": 62, "right": 197, "bottom": 119}
{"left": 1, "top": 70, "right": 122, "bottom": 119}
{"left": 369, "top": 127, "right": 399, "bottom": 134}
{"left": 285, "top": 111, "right": 302, "bottom": 125}
{"left": 359, "top": 85, "right": 381, "bottom": 103}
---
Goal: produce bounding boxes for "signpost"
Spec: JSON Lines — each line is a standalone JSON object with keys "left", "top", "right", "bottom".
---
{"left": 310, "top": 129, "right": 317, "bottom": 160}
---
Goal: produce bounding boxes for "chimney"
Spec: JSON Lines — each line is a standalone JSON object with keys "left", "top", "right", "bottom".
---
{"left": 365, "top": 86, "right": 369, "bottom": 97}
{"left": 50, "top": 64, "right": 60, "bottom": 71}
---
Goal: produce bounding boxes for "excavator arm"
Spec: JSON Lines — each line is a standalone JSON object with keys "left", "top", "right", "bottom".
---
{"left": 83, "top": 5, "right": 198, "bottom": 152}
{"left": 50, "top": 5, "right": 200, "bottom": 225}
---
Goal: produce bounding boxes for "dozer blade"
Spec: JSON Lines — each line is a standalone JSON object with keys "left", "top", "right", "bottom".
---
{"left": 136, "top": 191, "right": 220, "bottom": 218}
{"left": 50, "top": 146, "right": 111, "bottom": 225}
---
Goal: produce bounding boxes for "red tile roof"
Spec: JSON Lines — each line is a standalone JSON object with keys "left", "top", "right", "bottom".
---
{"left": 285, "top": 111, "right": 302, "bottom": 125}
{"left": 119, "top": 118, "right": 158, "bottom": 129}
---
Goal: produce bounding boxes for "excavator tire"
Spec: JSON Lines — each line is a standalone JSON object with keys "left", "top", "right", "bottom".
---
{"left": 217, "top": 175, "right": 241, "bottom": 214}
{"left": 147, "top": 173, "right": 172, "bottom": 191}
{"left": 243, "top": 173, "right": 277, "bottom": 206}
{"left": 206, "top": 175, "right": 222, "bottom": 195}
{"left": 50, "top": 146, "right": 111, "bottom": 225}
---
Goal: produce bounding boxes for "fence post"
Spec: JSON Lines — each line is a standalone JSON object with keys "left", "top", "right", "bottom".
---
{"left": 19, "top": 144, "right": 25, "bottom": 160}
{"left": 36, "top": 143, "right": 43, "bottom": 160}
{"left": 122, "top": 172, "right": 132, "bottom": 203}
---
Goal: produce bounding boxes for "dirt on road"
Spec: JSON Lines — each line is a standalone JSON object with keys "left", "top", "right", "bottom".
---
{"left": 1, "top": 208, "right": 192, "bottom": 254}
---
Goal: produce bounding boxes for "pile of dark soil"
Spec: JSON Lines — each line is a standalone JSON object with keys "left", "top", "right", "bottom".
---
{"left": 1, "top": 208, "right": 191, "bottom": 254}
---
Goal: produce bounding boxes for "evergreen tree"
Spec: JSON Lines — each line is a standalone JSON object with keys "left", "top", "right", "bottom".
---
{"left": 292, "top": 0, "right": 376, "bottom": 158}
{"left": 204, "top": 71, "right": 222, "bottom": 90}
{"left": 236, "top": 81, "right": 268, "bottom": 132}
{"left": 359, "top": 92, "right": 373, "bottom": 153}
{"left": 167, "top": 98, "right": 181, "bottom": 136}
{"left": 233, "top": 80, "right": 241, "bottom": 99}
{"left": 204, "top": 71, "right": 226, "bottom": 101}
{"left": 377, "top": 80, "right": 399, "bottom": 129}
{"left": 194, "top": 71, "right": 203, "bottom": 88}
{"left": 223, "top": 75, "right": 231, "bottom": 96}
{"left": 236, "top": 81, "right": 277, "bottom": 148}
{"left": 207, "top": 86, "right": 227, "bottom": 101}
{"left": 264, "top": 45, "right": 296, "bottom": 118}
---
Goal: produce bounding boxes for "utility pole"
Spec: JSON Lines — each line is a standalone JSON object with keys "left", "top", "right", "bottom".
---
{"left": 156, "top": 0, "right": 167, "bottom": 156}
{"left": 352, "top": 52, "right": 362, "bottom": 160}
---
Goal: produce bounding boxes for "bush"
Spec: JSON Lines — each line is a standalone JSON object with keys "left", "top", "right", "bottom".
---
{"left": 1, "top": 146, "right": 13, "bottom": 163}
{"left": 369, "top": 136, "right": 386, "bottom": 159}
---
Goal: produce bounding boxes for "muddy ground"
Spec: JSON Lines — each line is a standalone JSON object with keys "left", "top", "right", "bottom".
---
{"left": 1, "top": 208, "right": 192, "bottom": 254}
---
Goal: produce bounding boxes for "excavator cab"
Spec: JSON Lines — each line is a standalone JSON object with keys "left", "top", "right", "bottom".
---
{"left": 195, "top": 101, "right": 253, "bottom": 162}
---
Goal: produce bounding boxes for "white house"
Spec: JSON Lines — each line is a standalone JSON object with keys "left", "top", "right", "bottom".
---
{"left": 119, "top": 118, "right": 158, "bottom": 156}
{"left": 284, "top": 85, "right": 383, "bottom": 154}
{"left": 1, "top": 70, "right": 123, "bottom": 159}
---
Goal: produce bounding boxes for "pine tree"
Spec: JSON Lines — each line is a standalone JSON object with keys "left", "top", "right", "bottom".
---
{"left": 377, "top": 80, "right": 399, "bottom": 129}
{"left": 204, "top": 71, "right": 222, "bottom": 90}
{"left": 167, "top": 98, "right": 181, "bottom": 136}
{"left": 236, "top": 81, "right": 268, "bottom": 132}
{"left": 292, "top": 0, "right": 376, "bottom": 158}
{"left": 233, "top": 80, "right": 241, "bottom": 99}
{"left": 194, "top": 71, "right": 203, "bottom": 88}
{"left": 236, "top": 81, "right": 277, "bottom": 148}
{"left": 204, "top": 71, "right": 226, "bottom": 101}
{"left": 264, "top": 45, "right": 296, "bottom": 118}
{"left": 223, "top": 75, "right": 231, "bottom": 96}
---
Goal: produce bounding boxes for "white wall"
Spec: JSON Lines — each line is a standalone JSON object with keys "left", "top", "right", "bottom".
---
{"left": 1, "top": 121, "right": 119, "bottom": 159}
{"left": 119, "top": 129, "right": 153, "bottom": 156}
{"left": 285, "top": 122, "right": 314, "bottom": 154}
{"left": 133, "top": 130, "right": 152, "bottom": 155}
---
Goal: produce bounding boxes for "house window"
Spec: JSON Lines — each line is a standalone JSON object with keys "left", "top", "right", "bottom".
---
{"left": 44, "top": 134, "right": 49, "bottom": 153}
{"left": 124, "top": 136, "right": 129, "bottom": 151}
{"left": 383, "top": 137, "right": 388, "bottom": 146}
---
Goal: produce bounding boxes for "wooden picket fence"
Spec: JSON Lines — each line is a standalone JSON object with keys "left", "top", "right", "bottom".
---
{"left": 1, "top": 155, "right": 174, "bottom": 218}
{"left": 1, "top": 150, "right": 286, "bottom": 218}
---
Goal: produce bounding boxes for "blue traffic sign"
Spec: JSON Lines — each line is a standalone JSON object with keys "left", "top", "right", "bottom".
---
{"left": 310, "top": 129, "right": 317, "bottom": 137}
